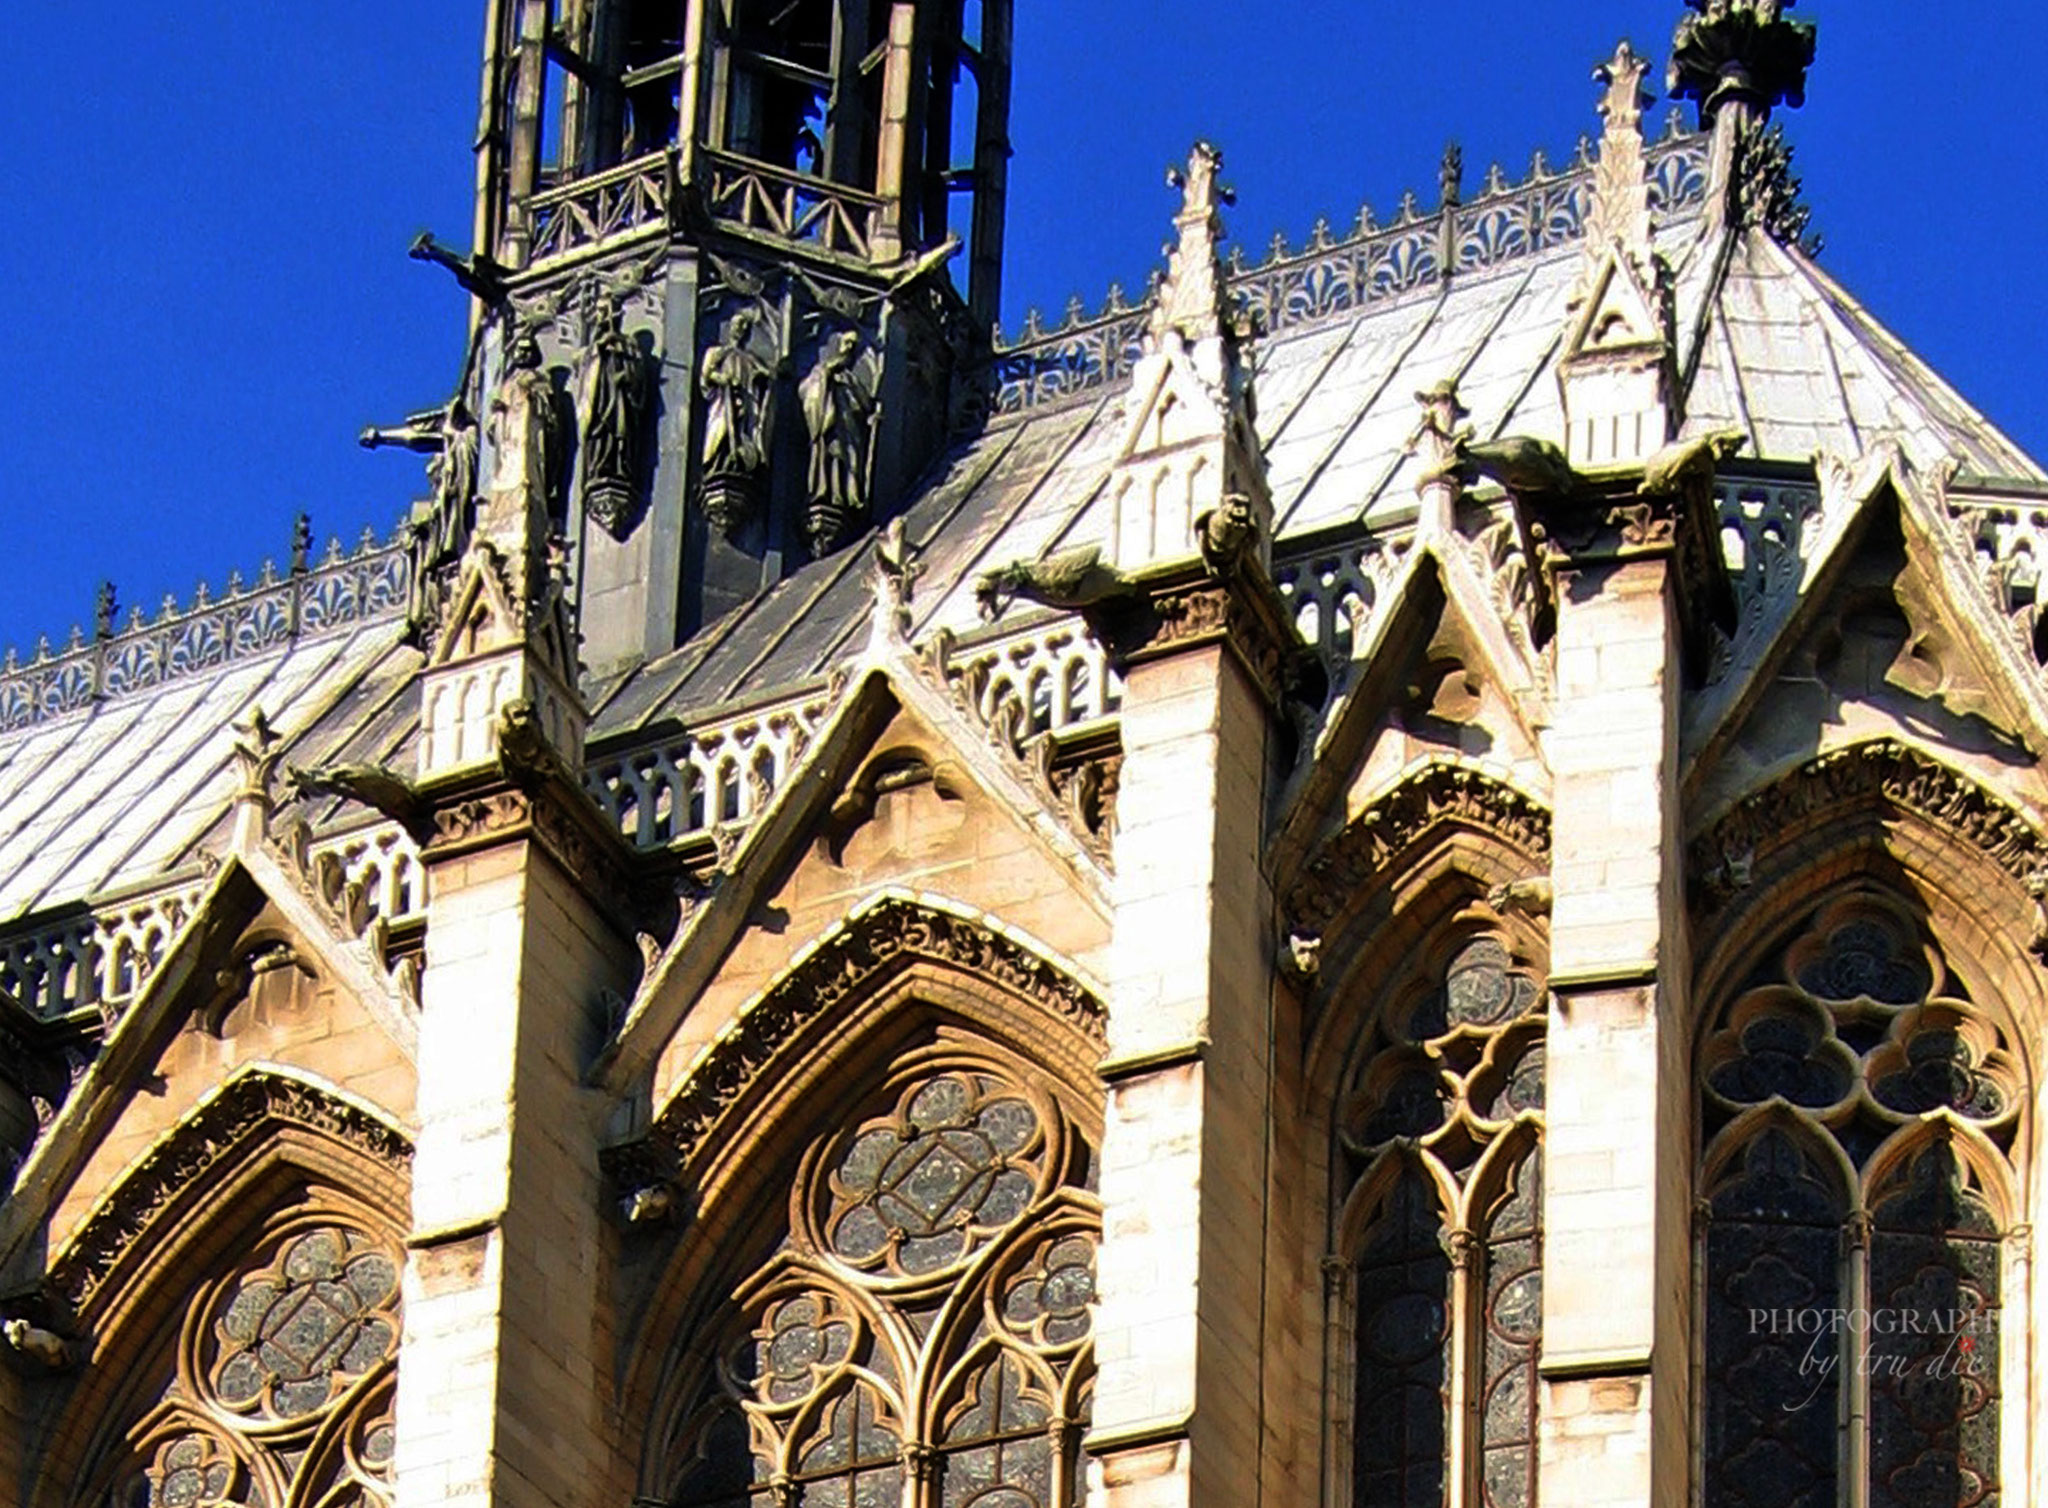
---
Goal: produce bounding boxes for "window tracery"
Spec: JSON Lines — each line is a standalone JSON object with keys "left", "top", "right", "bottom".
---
{"left": 1333, "top": 933, "right": 1546, "bottom": 1508}
{"left": 1697, "top": 895, "right": 2024, "bottom": 1508}
{"left": 93, "top": 1219, "right": 402, "bottom": 1508}
{"left": 658, "top": 1056, "right": 1096, "bottom": 1508}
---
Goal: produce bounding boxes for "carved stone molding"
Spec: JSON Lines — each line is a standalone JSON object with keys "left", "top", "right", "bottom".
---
{"left": 614, "top": 898, "right": 1106, "bottom": 1180}
{"left": 1284, "top": 765, "right": 1553, "bottom": 938}
{"left": 1689, "top": 740, "right": 2048, "bottom": 917}
{"left": 1089, "top": 565, "right": 1309, "bottom": 717}
{"left": 422, "top": 777, "right": 638, "bottom": 919}
{"left": 50, "top": 1070, "right": 412, "bottom": 1315}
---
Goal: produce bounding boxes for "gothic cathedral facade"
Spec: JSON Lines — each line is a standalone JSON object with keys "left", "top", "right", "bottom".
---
{"left": 0, "top": 4, "right": 2039, "bottom": 1507}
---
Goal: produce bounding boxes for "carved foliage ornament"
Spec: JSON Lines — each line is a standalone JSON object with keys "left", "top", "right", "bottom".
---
{"left": 1689, "top": 741, "right": 2048, "bottom": 919}
{"left": 622, "top": 900, "right": 1105, "bottom": 1177}
{"left": 1286, "top": 766, "right": 1553, "bottom": 938}
{"left": 52, "top": 1073, "right": 412, "bottom": 1316}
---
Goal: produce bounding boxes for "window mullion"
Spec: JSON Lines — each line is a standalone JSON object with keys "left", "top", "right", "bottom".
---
{"left": 1447, "top": 1225, "right": 1478, "bottom": 1508}
{"left": 1843, "top": 1209, "right": 1871, "bottom": 1508}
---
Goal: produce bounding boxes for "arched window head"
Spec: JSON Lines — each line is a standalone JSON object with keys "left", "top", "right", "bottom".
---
{"left": 93, "top": 1217, "right": 403, "bottom": 1508}
{"left": 1332, "top": 931, "right": 1546, "bottom": 1508}
{"left": 656, "top": 1056, "right": 1097, "bottom": 1508}
{"left": 1698, "top": 893, "right": 2024, "bottom": 1508}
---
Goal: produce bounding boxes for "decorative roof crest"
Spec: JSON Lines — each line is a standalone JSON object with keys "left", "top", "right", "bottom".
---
{"left": 1669, "top": 0, "right": 1817, "bottom": 127}
{"left": 1149, "top": 141, "right": 1236, "bottom": 349}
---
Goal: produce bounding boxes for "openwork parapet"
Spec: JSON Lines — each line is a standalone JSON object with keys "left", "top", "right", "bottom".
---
{"left": 987, "top": 124, "right": 1711, "bottom": 416}
{"left": 0, "top": 532, "right": 410, "bottom": 734}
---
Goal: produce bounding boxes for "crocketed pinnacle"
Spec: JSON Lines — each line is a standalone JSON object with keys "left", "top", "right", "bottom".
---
{"left": 1149, "top": 141, "right": 1234, "bottom": 349}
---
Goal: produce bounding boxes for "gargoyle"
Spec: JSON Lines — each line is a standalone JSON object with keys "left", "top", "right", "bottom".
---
{"left": 286, "top": 763, "right": 434, "bottom": 844}
{"left": 3, "top": 1318, "right": 70, "bottom": 1371}
{"left": 975, "top": 545, "right": 1140, "bottom": 622}
{"left": 623, "top": 1184, "right": 677, "bottom": 1226}
{"left": 1487, "top": 875, "right": 1554, "bottom": 918}
{"left": 495, "top": 699, "right": 572, "bottom": 792}
{"left": 1642, "top": 428, "right": 1748, "bottom": 497}
{"left": 1196, "top": 493, "right": 1258, "bottom": 580}
{"left": 1458, "top": 435, "right": 1581, "bottom": 499}
{"left": 408, "top": 231, "right": 507, "bottom": 306}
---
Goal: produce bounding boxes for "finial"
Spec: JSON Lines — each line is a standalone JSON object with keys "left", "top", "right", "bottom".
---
{"left": 1410, "top": 377, "right": 1475, "bottom": 539}
{"left": 291, "top": 513, "right": 313, "bottom": 574}
{"left": 229, "top": 706, "right": 284, "bottom": 851}
{"left": 1583, "top": 40, "right": 1657, "bottom": 270}
{"left": 1597, "top": 40, "right": 1653, "bottom": 138}
{"left": 1439, "top": 141, "right": 1464, "bottom": 208}
{"left": 94, "top": 583, "right": 116, "bottom": 641}
{"left": 1149, "top": 141, "right": 1235, "bottom": 348}
{"left": 1668, "top": 0, "right": 1816, "bottom": 129}
{"left": 867, "top": 516, "right": 922, "bottom": 647}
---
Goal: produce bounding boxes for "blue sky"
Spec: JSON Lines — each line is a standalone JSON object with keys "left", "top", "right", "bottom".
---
{"left": 3, "top": 2, "right": 2042, "bottom": 655}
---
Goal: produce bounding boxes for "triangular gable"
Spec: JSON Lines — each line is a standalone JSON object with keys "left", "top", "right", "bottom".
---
{"left": 597, "top": 641, "right": 1116, "bottom": 1105}
{"left": 1562, "top": 248, "right": 1668, "bottom": 366}
{"left": 1686, "top": 446, "right": 2048, "bottom": 817}
{"left": 0, "top": 853, "right": 417, "bottom": 1294}
{"left": 1273, "top": 537, "right": 1551, "bottom": 884}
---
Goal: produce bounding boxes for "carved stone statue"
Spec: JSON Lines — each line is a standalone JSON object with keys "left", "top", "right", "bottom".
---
{"left": 800, "top": 330, "right": 878, "bottom": 555}
{"left": 575, "top": 294, "right": 653, "bottom": 541}
{"left": 697, "top": 306, "right": 779, "bottom": 534}
{"left": 362, "top": 398, "right": 479, "bottom": 632}
{"left": 487, "top": 328, "right": 567, "bottom": 532}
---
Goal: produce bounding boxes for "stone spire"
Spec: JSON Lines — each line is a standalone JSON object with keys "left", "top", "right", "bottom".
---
{"left": 1108, "top": 142, "right": 1269, "bottom": 577}
{"left": 1148, "top": 141, "right": 1234, "bottom": 350}
{"left": 1556, "top": 40, "right": 1677, "bottom": 471}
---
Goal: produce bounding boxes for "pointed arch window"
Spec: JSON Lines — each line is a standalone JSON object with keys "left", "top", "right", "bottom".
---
{"left": 1697, "top": 895, "right": 2023, "bottom": 1508}
{"left": 91, "top": 1218, "right": 403, "bottom": 1508}
{"left": 656, "top": 1056, "right": 1097, "bottom": 1508}
{"left": 1333, "top": 934, "right": 1547, "bottom": 1508}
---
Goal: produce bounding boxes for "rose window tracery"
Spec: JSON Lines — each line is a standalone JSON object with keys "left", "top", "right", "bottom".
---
{"left": 91, "top": 1215, "right": 403, "bottom": 1508}
{"left": 1334, "top": 931, "right": 1546, "bottom": 1508}
{"left": 662, "top": 1056, "right": 1096, "bottom": 1508}
{"left": 825, "top": 1074, "right": 1046, "bottom": 1277}
{"left": 1698, "top": 895, "right": 2023, "bottom": 1508}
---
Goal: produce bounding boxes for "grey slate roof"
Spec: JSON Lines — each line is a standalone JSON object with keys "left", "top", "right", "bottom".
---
{"left": 0, "top": 125, "right": 2040, "bottom": 924}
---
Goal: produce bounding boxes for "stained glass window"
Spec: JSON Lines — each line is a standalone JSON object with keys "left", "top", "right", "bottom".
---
{"left": 1698, "top": 896, "right": 2019, "bottom": 1508}
{"left": 1337, "top": 932, "right": 1546, "bottom": 1508}
{"left": 1352, "top": 1169, "right": 1451, "bottom": 1508}
{"left": 98, "top": 1219, "right": 403, "bottom": 1508}
{"left": 1479, "top": 1153, "right": 1540, "bottom": 1508}
{"left": 664, "top": 1061, "right": 1095, "bottom": 1508}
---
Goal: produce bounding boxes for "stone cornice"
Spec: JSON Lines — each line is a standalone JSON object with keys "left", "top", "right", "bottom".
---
{"left": 1688, "top": 740, "right": 2048, "bottom": 917}
{"left": 421, "top": 767, "right": 642, "bottom": 925}
{"left": 608, "top": 896, "right": 1106, "bottom": 1186}
{"left": 1087, "top": 562, "right": 1311, "bottom": 718}
{"left": 48, "top": 1068, "right": 412, "bottom": 1316}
